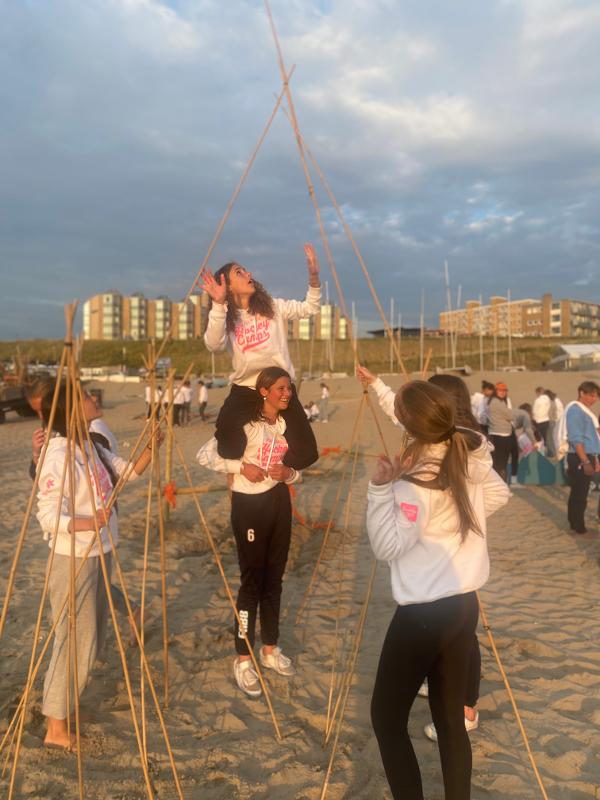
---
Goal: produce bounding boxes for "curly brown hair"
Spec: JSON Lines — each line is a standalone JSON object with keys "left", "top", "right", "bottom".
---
{"left": 213, "top": 262, "right": 275, "bottom": 333}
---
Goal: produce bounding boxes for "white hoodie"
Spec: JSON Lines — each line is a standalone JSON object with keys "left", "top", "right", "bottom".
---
{"left": 203, "top": 287, "right": 321, "bottom": 387}
{"left": 36, "top": 437, "right": 139, "bottom": 557}
{"left": 196, "top": 416, "right": 301, "bottom": 494}
{"left": 367, "top": 438, "right": 510, "bottom": 606}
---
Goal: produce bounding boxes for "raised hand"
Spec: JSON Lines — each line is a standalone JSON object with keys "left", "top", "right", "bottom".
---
{"left": 304, "top": 243, "right": 321, "bottom": 286}
{"left": 199, "top": 268, "right": 227, "bottom": 304}
{"left": 32, "top": 428, "right": 46, "bottom": 464}
{"left": 356, "top": 364, "right": 377, "bottom": 385}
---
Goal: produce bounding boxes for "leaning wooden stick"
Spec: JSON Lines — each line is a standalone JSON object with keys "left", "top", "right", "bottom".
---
{"left": 172, "top": 435, "right": 283, "bottom": 742}
{"left": 421, "top": 346, "right": 433, "bottom": 378}
{"left": 0, "top": 343, "right": 68, "bottom": 640}
{"left": 301, "top": 132, "right": 411, "bottom": 380}
{"left": 478, "top": 597, "right": 550, "bottom": 800}
{"left": 148, "top": 66, "right": 295, "bottom": 371}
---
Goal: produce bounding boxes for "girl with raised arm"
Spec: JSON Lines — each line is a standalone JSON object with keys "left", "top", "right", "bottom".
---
{"left": 200, "top": 244, "right": 321, "bottom": 470}
{"left": 366, "top": 380, "right": 509, "bottom": 800}
{"left": 197, "top": 367, "right": 300, "bottom": 698}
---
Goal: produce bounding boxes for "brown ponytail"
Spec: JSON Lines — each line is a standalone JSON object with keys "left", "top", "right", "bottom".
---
{"left": 394, "top": 381, "right": 483, "bottom": 540}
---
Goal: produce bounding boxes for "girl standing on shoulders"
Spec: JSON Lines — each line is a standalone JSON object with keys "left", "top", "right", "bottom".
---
{"left": 200, "top": 244, "right": 321, "bottom": 470}
{"left": 366, "top": 380, "right": 509, "bottom": 800}
{"left": 197, "top": 367, "right": 300, "bottom": 698}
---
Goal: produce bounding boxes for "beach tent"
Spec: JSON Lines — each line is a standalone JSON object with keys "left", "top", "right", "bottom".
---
{"left": 517, "top": 450, "right": 566, "bottom": 485}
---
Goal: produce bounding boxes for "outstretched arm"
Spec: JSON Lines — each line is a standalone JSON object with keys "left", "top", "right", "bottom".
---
{"left": 304, "top": 243, "right": 321, "bottom": 289}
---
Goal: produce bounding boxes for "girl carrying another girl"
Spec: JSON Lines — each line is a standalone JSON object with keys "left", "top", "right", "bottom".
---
{"left": 200, "top": 244, "right": 321, "bottom": 471}
{"left": 366, "top": 380, "right": 509, "bottom": 800}
{"left": 37, "top": 383, "right": 161, "bottom": 749}
{"left": 197, "top": 367, "right": 300, "bottom": 697}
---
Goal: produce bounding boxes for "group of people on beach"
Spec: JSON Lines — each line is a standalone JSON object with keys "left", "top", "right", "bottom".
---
{"left": 30, "top": 243, "right": 519, "bottom": 799}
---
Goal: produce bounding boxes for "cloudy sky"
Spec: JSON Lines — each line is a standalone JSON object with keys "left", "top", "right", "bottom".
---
{"left": 1, "top": 0, "right": 599, "bottom": 338}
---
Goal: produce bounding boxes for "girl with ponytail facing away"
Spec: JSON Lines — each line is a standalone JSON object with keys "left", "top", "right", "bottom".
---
{"left": 367, "top": 381, "right": 509, "bottom": 800}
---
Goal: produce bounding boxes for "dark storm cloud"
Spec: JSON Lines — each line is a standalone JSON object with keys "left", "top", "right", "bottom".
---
{"left": 1, "top": 0, "right": 599, "bottom": 337}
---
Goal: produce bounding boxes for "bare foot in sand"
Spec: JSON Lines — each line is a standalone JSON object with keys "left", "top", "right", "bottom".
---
{"left": 44, "top": 717, "right": 79, "bottom": 751}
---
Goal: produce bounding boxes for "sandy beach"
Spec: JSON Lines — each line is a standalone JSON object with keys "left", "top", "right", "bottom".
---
{"left": 2, "top": 369, "right": 600, "bottom": 799}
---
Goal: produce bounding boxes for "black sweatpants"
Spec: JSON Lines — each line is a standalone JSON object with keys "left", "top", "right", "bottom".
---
{"left": 215, "top": 383, "right": 318, "bottom": 470}
{"left": 489, "top": 434, "right": 512, "bottom": 483}
{"left": 371, "top": 592, "right": 479, "bottom": 800}
{"left": 566, "top": 453, "right": 594, "bottom": 533}
{"left": 231, "top": 483, "right": 292, "bottom": 655}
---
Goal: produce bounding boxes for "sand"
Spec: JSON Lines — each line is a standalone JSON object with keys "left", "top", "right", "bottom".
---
{"left": 1, "top": 369, "right": 600, "bottom": 799}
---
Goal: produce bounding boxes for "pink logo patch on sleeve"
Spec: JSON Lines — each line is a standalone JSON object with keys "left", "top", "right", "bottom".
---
{"left": 400, "top": 502, "right": 418, "bottom": 522}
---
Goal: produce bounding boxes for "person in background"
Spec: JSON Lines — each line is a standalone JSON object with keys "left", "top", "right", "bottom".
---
{"left": 486, "top": 383, "right": 516, "bottom": 483}
{"left": 532, "top": 387, "right": 551, "bottom": 449}
{"left": 470, "top": 381, "right": 494, "bottom": 436}
{"left": 545, "top": 389, "right": 562, "bottom": 458}
{"left": 319, "top": 382, "right": 330, "bottom": 423}
{"left": 172, "top": 381, "right": 185, "bottom": 427}
{"left": 564, "top": 381, "right": 600, "bottom": 534}
{"left": 198, "top": 380, "right": 209, "bottom": 422}
{"left": 181, "top": 380, "right": 192, "bottom": 427}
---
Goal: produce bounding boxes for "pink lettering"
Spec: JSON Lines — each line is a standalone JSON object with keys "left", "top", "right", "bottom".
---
{"left": 234, "top": 318, "right": 272, "bottom": 353}
{"left": 400, "top": 502, "right": 419, "bottom": 522}
{"left": 259, "top": 438, "right": 288, "bottom": 469}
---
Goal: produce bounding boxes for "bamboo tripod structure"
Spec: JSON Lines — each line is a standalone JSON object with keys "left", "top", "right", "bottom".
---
{"left": 0, "top": 303, "right": 185, "bottom": 799}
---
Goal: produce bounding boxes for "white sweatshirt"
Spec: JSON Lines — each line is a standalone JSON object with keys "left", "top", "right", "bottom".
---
{"left": 203, "top": 287, "right": 321, "bottom": 387}
{"left": 196, "top": 416, "right": 301, "bottom": 494}
{"left": 36, "top": 437, "right": 139, "bottom": 557}
{"left": 533, "top": 394, "right": 551, "bottom": 424}
{"left": 366, "top": 439, "right": 510, "bottom": 606}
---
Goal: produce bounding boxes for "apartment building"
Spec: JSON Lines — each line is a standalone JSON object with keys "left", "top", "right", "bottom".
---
{"left": 83, "top": 291, "right": 210, "bottom": 341}
{"left": 288, "top": 303, "right": 350, "bottom": 340}
{"left": 439, "top": 293, "right": 600, "bottom": 337}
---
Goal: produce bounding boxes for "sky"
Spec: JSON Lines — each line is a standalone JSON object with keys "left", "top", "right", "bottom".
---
{"left": 1, "top": 0, "right": 599, "bottom": 339}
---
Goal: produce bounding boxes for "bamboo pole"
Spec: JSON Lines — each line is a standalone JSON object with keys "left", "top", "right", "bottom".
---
{"left": 172, "top": 436, "right": 282, "bottom": 741}
{"left": 421, "top": 347, "right": 433, "bottom": 379}
{"left": 153, "top": 439, "right": 170, "bottom": 707}
{"left": 478, "top": 596, "right": 549, "bottom": 799}
{"left": 0, "top": 344, "right": 69, "bottom": 640}
{"left": 279, "top": 114, "right": 410, "bottom": 379}
{"left": 147, "top": 67, "right": 295, "bottom": 373}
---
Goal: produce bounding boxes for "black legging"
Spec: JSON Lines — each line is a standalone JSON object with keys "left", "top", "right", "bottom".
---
{"left": 489, "top": 434, "right": 512, "bottom": 483}
{"left": 371, "top": 592, "right": 479, "bottom": 800}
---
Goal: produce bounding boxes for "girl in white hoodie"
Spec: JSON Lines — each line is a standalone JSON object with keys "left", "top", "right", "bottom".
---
{"left": 36, "top": 383, "right": 161, "bottom": 750}
{"left": 200, "top": 244, "right": 321, "bottom": 471}
{"left": 197, "top": 367, "right": 301, "bottom": 699}
{"left": 366, "top": 380, "right": 509, "bottom": 800}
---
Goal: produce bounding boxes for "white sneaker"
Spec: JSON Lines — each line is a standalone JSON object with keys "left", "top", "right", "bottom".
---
{"left": 233, "top": 657, "right": 262, "bottom": 698}
{"left": 418, "top": 680, "right": 429, "bottom": 698}
{"left": 259, "top": 646, "right": 296, "bottom": 677}
{"left": 424, "top": 711, "right": 479, "bottom": 742}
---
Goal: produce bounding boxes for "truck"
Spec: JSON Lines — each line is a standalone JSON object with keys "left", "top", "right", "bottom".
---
{"left": 0, "top": 380, "right": 37, "bottom": 424}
